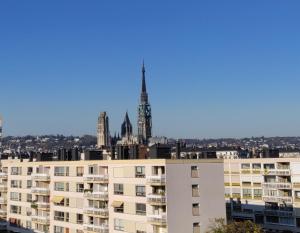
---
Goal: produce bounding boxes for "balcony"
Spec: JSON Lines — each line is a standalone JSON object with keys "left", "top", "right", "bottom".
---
{"left": 32, "top": 215, "right": 50, "bottom": 225}
{"left": 147, "top": 194, "right": 166, "bottom": 206}
{"left": 83, "top": 174, "right": 109, "bottom": 183}
{"left": 264, "top": 170, "right": 291, "bottom": 176}
{"left": 83, "top": 224, "right": 109, "bottom": 233}
{"left": 0, "top": 173, "right": 8, "bottom": 179}
{"left": 32, "top": 202, "right": 50, "bottom": 210}
{"left": 0, "top": 197, "right": 6, "bottom": 204}
{"left": 31, "top": 173, "right": 51, "bottom": 181}
{"left": 148, "top": 213, "right": 167, "bottom": 226}
{"left": 262, "top": 182, "right": 292, "bottom": 189}
{"left": 0, "top": 185, "right": 7, "bottom": 192}
{"left": 231, "top": 210, "right": 254, "bottom": 219}
{"left": 31, "top": 187, "right": 50, "bottom": 195}
{"left": 0, "top": 210, "right": 6, "bottom": 216}
{"left": 264, "top": 209, "right": 294, "bottom": 217}
{"left": 84, "top": 207, "right": 109, "bottom": 218}
{"left": 147, "top": 175, "right": 166, "bottom": 186}
{"left": 262, "top": 195, "right": 293, "bottom": 203}
{"left": 84, "top": 191, "right": 108, "bottom": 200}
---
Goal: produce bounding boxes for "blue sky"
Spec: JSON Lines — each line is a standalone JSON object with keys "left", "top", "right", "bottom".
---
{"left": 1, "top": 0, "right": 300, "bottom": 138}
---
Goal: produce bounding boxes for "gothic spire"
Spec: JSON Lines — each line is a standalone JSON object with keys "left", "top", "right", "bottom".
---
{"left": 140, "top": 61, "right": 148, "bottom": 103}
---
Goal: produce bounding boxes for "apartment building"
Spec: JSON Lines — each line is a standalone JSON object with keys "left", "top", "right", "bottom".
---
{"left": 224, "top": 158, "right": 300, "bottom": 233}
{"left": 0, "top": 158, "right": 225, "bottom": 233}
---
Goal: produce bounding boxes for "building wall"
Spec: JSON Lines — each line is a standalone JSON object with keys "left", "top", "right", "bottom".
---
{"left": 0, "top": 159, "right": 225, "bottom": 233}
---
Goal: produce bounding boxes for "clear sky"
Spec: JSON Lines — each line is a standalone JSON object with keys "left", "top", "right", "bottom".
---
{"left": 1, "top": 0, "right": 300, "bottom": 138}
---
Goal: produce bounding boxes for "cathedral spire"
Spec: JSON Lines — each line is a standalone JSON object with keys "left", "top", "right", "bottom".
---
{"left": 140, "top": 61, "right": 148, "bottom": 103}
{"left": 138, "top": 61, "right": 152, "bottom": 145}
{"left": 142, "top": 60, "right": 146, "bottom": 93}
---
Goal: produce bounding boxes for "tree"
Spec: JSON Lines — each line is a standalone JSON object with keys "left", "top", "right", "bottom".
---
{"left": 207, "top": 219, "right": 263, "bottom": 233}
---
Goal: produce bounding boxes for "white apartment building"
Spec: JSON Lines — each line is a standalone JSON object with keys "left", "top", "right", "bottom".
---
{"left": 224, "top": 158, "right": 300, "bottom": 233}
{"left": 0, "top": 158, "right": 225, "bottom": 233}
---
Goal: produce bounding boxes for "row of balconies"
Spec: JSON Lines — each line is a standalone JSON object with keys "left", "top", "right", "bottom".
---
{"left": 262, "top": 182, "right": 292, "bottom": 189}
{"left": 31, "top": 187, "right": 50, "bottom": 195}
{"left": 262, "top": 195, "right": 293, "bottom": 203}
{"left": 83, "top": 207, "right": 109, "bottom": 218}
{"left": 31, "top": 215, "right": 50, "bottom": 225}
{"left": 83, "top": 224, "right": 109, "bottom": 233}
{"left": 147, "top": 213, "right": 167, "bottom": 226}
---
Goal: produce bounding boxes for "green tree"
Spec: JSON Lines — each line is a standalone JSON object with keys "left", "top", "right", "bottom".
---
{"left": 207, "top": 219, "right": 263, "bottom": 233}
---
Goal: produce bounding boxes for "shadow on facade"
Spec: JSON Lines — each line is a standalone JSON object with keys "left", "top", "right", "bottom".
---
{"left": 226, "top": 200, "right": 300, "bottom": 233}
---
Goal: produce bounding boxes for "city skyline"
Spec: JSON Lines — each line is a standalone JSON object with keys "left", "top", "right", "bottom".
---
{"left": 1, "top": 1, "right": 300, "bottom": 138}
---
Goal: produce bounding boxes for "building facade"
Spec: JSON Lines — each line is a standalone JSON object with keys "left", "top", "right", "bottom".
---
{"left": 97, "top": 112, "right": 110, "bottom": 148}
{"left": 0, "top": 158, "right": 225, "bottom": 233}
{"left": 225, "top": 158, "right": 300, "bottom": 233}
{"left": 137, "top": 62, "right": 152, "bottom": 145}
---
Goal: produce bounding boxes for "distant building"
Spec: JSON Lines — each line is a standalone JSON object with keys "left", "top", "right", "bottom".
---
{"left": 121, "top": 112, "right": 133, "bottom": 139}
{"left": 137, "top": 62, "right": 152, "bottom": 145}
{"left": 97, "top": 112, "right": 110, "bottom": 148}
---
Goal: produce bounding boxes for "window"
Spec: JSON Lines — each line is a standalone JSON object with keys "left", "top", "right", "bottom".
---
{"left": 10, "top": 205, "right": 21, "bottom": 214}
{"left": 252, "top": 163, "right": 261, "bottom": 169}
{"left": 54, "top": 182, "right": 65, "bottom": 191}
{"left": 191, "top": 166, "right": 199, "bottom": 178}
{"left": 10, "top": 192, "right": 21, "bottom": 201}
{"left": 54, "top": 211, "right": 68, "bottom": 222}
{"left": 242, "top": 189, "right": 252, "bottom": 198}
{"left": 66, "top": 182, "right": 69, "bottom": 192}
{"left": 27, "top": 180, "right": 32, "bottom": 189}
{"left": 192, "top": 184, "right": 200, "bottom": 197}
{"left": 114, "top": 184, "right": 124, "bottom": 195}
{"left": 76, "top": 167, "right": 84, "bottom": 176}
{"left": 54, "top": 226, "right": 64, "bottom": 233}
{"left": 26, "top": 194, "right": 32, "bottom": 202}
{"left": 77, "top": 214, "right": 83, "bottom": 224}
{"left": 136, "top": 203, "right": 146, "bottom": 215}
{"left": 88, "top": 166, "right": 94, "bottom": 174}
{"left": 241, "top": 163, "right": 250, "bottom": 169}
{"left": 11, "top": 167, "right": 21, "bottom": 175}
{"left": 192, "top": 203, "right": 200, "bottom": 216}
{"left": 114, "top": 219, "right": 125, "bottom": 231}
{"left": 254, "top": 189, "right": 262, "bottom": 198}
{"left": 136, "top": 185, "right": 145, "bottom": 197}
{"left": 54, "top": 167, "right": 69, "bottom": 176}
{"left": 135, "top": 166, "right": 145, "bottom": 178}
{"left": 76, "top": 183, "right": 84, "bottom": 193}
{"left": 193, "top": 223, "right": 200, "bottom": 233}
{"left": 26, "top": 167, "right": 33, "bottom": 175}
{"left": 11, "top": 180, "right": 21, "bottom": 188}
{"left": 26, "top": 221, "right": 31, "bottom": 229}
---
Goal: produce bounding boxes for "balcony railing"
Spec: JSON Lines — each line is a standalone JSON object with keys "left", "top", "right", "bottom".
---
{"left": 31, "top": 187, "right": 50, "bottom": 195}
{"left": 264, "top": 209, "right": 294, "bottom": 217}
{"left": 84, "top": 207, "right": 109, "bottom": 217}
{"left": 0, "top": 185, "right": 7, "bottom": 192}
{"left": 262, "top": 182, "right": 292, "bottom": 189}
{"left": 83, "top": 174, "right": 109, "bottom": 183}
{"left": 147, "top": 194, "right": 166, "bottom": 205}
{"left": 264, "top": 170, "right": 291, "bottom": 176}
{"left": 31, "top": 173, "right": 51, "bottom": 181}
{"left": 147, "top": 213, "right": 167, "bottom": 226}
{"left": 84, "top": 191, "right": 108, "bottom": 200}
{"left": 0, "top": 210, "right": 7, "bottom": 216}
{"left": 262, "top": 195, "right": 293, "bottom": 203}
{"left": 31, "top": 215, "right": 50, "bottom": 225}
{"left": 147, "top": 175, "right": 166, "bottom": 185}
{"left": 83, "top": 224, "right": 109, "bottom": 233}
{"left": 0, "top": 197, "right": 7, "bottom": 204}
{"left": 35, "top": 202, "right": 50, "bottom": 209}
{"left": 0, "top": 173, "right": 8, "bottom": 179}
